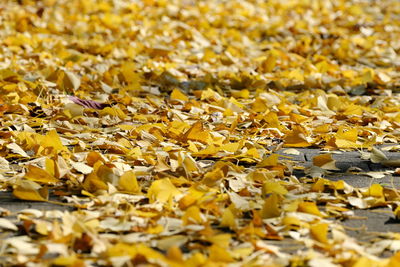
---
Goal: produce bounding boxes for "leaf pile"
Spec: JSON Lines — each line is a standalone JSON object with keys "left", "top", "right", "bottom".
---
{"left": 1, "top": 0, "right": 400, "bottom": 266}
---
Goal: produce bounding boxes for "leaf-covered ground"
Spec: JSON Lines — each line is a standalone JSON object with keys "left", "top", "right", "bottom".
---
{"left": 1, "top": 0, "right": 400, "bottom": 266}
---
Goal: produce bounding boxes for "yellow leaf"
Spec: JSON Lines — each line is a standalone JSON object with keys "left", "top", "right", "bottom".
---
{"left": 13, "top": 180, "right": 48, "bottom": 201}
{"left": 310, "top": 223, "right": 329, "bottom": 244}
{"left": 147, "top": 178, "right": 181, "bottom": 203}
{"left": 99, "top": 107, "right": 127, "bottom": 120}
{"left": 284, "top": 125, "right": 312, "bottom": 147}
{"left": 24, "top": 165, "right": 59, "bottom": 184}
{"left": 282, "top": 216, "right": 304, "bottom": 230}
{"left": 182, "top": 206, "right": 204, "bottom": 225}
{"left": 208, "top": 234, "right": 231, "bottom": 248}
{"left": 118, "top": 170, "right": 140, "bottom": 193}
{"left": 387, "top": 251, "right": 400, "bottom": 266}
{"left": 335, "top": 126, "right": 358, "bottom": 148}
{"left": 287, "top": 69, "right": 304, "bottom": 82}
{"left": 329, "top": 180, "right": 345, "bottom": 190}
{"left": 192, "top": 144, "right": 219, "bottom": 157}
{"left": 231, "top": 89, "right": 250, "bottom": 99}
{"left": 290, "top": 113, "right": 310, "bottom": 124}
{"left": 101, "top": 13, "right": 122, "bottom": 29}
{"left": 171, "top": 88, "right": 188, "bottom": 101}
{"left": 298, "top": 201, "right": 324, "bottom": 217}
{"left": 86, "top": 151, "right": 105, "bottom": 166}
{"left": 186, "top": 252, "right": 207, "bottom": 266}
{"left": 262, "top": 181, "right": 288, "bottom": 195}
{"left": 182, "top": 155, "right": 199, "bottom": 174}
{"left": 261, "top": 193, "right": 281, "bottom": 219}
{"left": 368, "top": 184, "right": 383, "bottom": 198}
{"left": 311, "top": 178, "right": 326, "bottom": 192}
{"left": 220, "top": 207, "right": 237, "bottom": 228}
{"left": 45, "top": 158, "right": 58, "bottom": 178}
{"left": 107, "top": 243, "right": 136, "bottom": 258}
{"left": 361, "top": 68, "right": 374, "bottom": 84}
{"left": 35, "top": 221, "right": 49, "bottom": 235}
{"left": 183, "top": 121, "right": 212, "bottom": 144}
{"left": 260, "top": 52, "right": 277, "bottom": 73}
{"left": 314, "top": 124, "right": 330, "bottom": 134}
{"left": 166, "top": 246, "right": 183, "bottom": 262}
{"left": 220, "top": 142, "right": 240, "bottom": 153}
{"left": 208, "top": 245, "right": 234, "bottom": 263}
{"left": 245, "top": 147, "right": 260, "bottom": 159}
{"left": 187, "top": 141, "right": 199, "bottom": 152}
{"left": 352, "top": 257, "right": 376, "bottom": 267}
{"left": 120, "top": 62, "right": 137, "bottom": 83}
{"left": 312, "top": 154, "right": 339, "bottom": 170}
{"left": 179, "top": 186, "right": 205, "bottom": 209}
{"left": 202, "top": 169, "right": 225, "bottom": 187}
{"left": 147, "top": 224, "right": 163, "bottom": 234}
{"left": 40, "top": 130, "right": 67, "bottom": 152}
{"left": 252, "top": 97, "right": 268, "bottom": 112}
{"left": 52, "top": 255, "right": 81, "bottom": 266}
{"left": 82, "top": 172, "right": 108, "bottom": 193}
{"left": 201, "top": 88, "right": 222, "bottom": 101}
{"left": 257, "top": 154, "right": 279, "bottom": 167}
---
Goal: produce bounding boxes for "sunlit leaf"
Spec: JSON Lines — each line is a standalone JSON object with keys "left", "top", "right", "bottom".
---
{"left": 147, "top": 178, "right": 181, "bottom": 203}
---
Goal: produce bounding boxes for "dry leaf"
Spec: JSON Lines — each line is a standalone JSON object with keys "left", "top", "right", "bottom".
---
{"left": 13, "top": 180, "right": 48, "bottom": 201}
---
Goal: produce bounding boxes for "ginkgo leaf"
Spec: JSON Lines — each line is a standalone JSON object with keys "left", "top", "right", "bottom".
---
{"left": 284, "top": 125, "right": 312, "bottom": 147}
{"left": 261, "top": 194, "right": 281, "bottom": 219}
{"left": 313, "top": 154, "right": 339, "bottom": 170}
{"left": 208, "top": 245, "right": 234, "bottom": 263}
{"left": 2, "top": 0, "right": 400, "bottom": 264}
{"left": 99, "top": 107, "right": 127, "bottom": 119}
{"left": 370, "top": 146, "right": 388, "bottom": 163}
{"left": 262, "top": 181, "right": 288, "bottom": 196}
{"left": 220, "top": 206, "right": 237, "bottom": 228}
{"left": 6, "top": 143, "right": 29, "bottom": 158}
{"left": 24, "top": 165, "right": 59, "bottom": 184}
{"left": 335, "top": 126, "right": 358, "bottom": 148}
{"left": 182, "top": 121, "right": 212, "bottom": 144}
{"left": 310, "top": 223, "right": 329, "bottom": 244}
{"left": 40, "top": 130, "right": 68, "bottom": 153}
{"left": 257, "top": 154, "right": 279, "bottom": 167}
{"left": 118, "top": 170, "right": 140, "bottom": 193}
{"left": 170, "top": 88, "right": 189, "bottom": 102}
{"left": 147, "top": 178, "right": 181, "bottom": 203}
{"left": 298, "top": 201, "right": 324, "bottom": 217}
{"left": 82, "top": 172, "right": 108, "bottom": 193}
{"left": 63, "top": 70, "right": 81, "bottom": 91}
{"left": 13, "top": 180, "right": 48, "bottom": 201}
{"left": 182, "top": 206, "right": 204, "bottom": 225}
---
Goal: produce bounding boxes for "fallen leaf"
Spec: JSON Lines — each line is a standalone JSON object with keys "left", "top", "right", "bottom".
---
{"left": 147, "top": 178, "right": 181, "bottom": 203}
{"left": 24, "top": 165, "right": 59, "bottom": 184}
{"left": 13, "top": 180, "right": 48, "bottom": 201}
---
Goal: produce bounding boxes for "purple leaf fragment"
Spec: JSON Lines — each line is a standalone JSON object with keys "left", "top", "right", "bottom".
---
{"left": 69, "top": 96, "right": 109, "bottom": 110}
